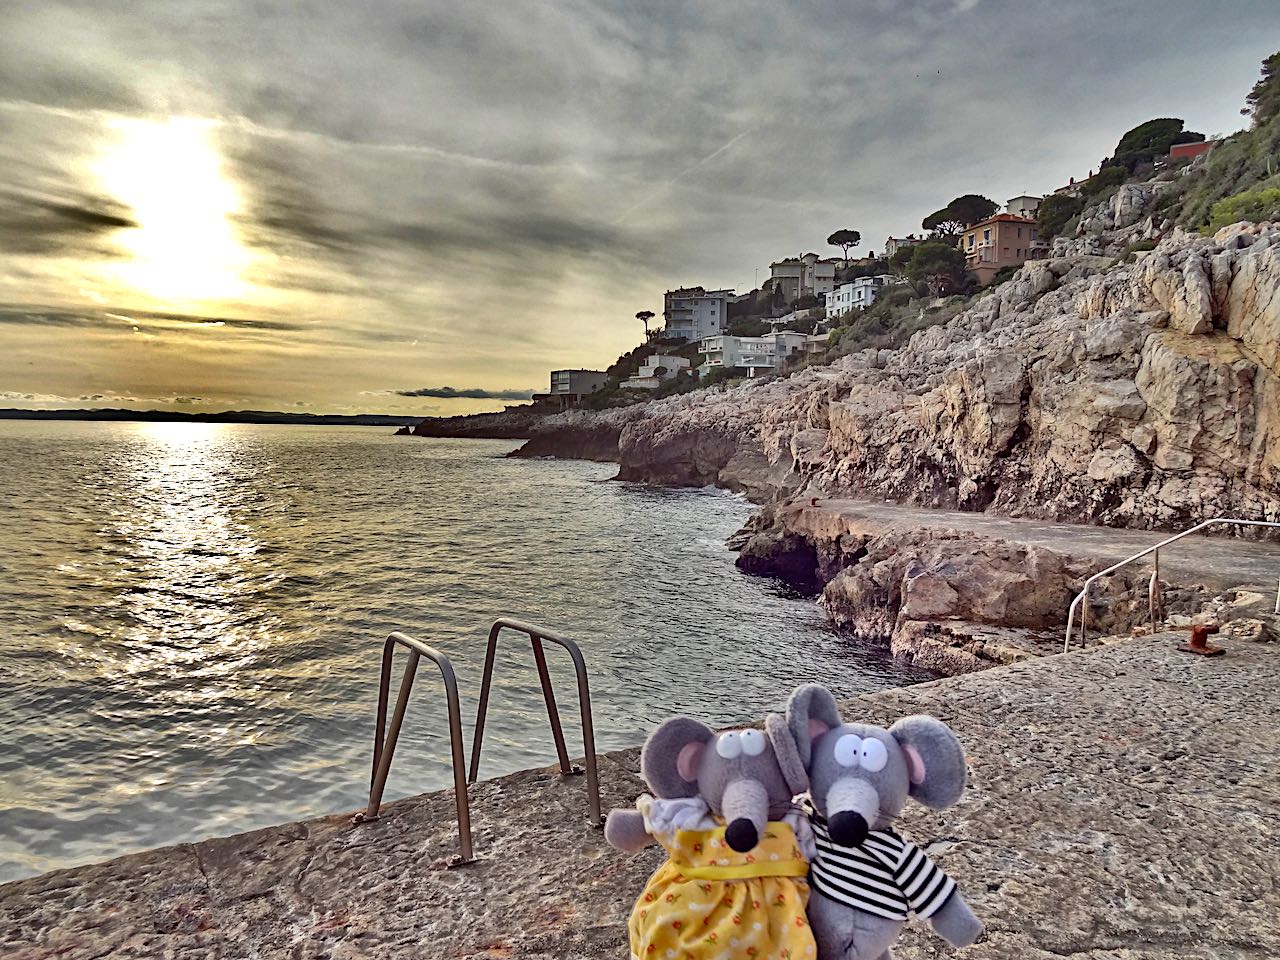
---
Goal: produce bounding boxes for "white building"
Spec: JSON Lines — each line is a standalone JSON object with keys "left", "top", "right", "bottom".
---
{"left": 824, "top": 275, "right": 895, "bottom": 318}
{"left": 699, "top": 331, "right": 808, "bottom": 378}
{"left": 663, "top": 287, "right": 732, "bottom": 342}
{"left": 625, "top": 354, "right": 690, "bottom": 390}
{"left": 1005, "top": 195, "right": 1042, "bottom": 219}
{"left": 884, "top": 235, "right": 922, "bottom": 259}
{"left": 539, "top": 369, "right": 609, "bottom": 409}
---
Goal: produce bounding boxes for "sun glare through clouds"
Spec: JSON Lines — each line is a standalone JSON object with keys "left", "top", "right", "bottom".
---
{"left": 94, "top": 117, "right": 251, "bottom": 304}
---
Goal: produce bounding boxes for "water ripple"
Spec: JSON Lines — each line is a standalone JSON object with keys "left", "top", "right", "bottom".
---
{"left": 0, "top": 420, "right": 933, "bottom": 882}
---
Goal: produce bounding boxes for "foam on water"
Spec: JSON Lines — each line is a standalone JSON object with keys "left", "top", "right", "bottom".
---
{"left": 0, "top": 420, "right": 933, "bottom": 882}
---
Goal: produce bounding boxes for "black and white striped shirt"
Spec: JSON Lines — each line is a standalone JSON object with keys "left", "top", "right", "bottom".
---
{"left": 804, "top": 804, "right": 956, "bottom": 922}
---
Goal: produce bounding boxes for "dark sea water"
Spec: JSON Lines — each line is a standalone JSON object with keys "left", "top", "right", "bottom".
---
{"left": 0, "top": 420, "right": 933, "bottom": 882}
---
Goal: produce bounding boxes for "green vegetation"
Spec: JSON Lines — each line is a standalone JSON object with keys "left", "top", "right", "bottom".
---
{"left": 837, "top": 256, "right": 893, "bottom": 282}
{"left": 699, "top": 366, "right": 747, "bottom": 389}
{"left": 1153, "top": 51, "right": 1280, "bottom": 230}
{"left": 1037, "top": 193, "right": 1084, "bottom": 238}
{"left": 902, "top": 241, "right": 971, "bottom": 297}
{"left": 1105, "top": 117, "right": 1204, "bottom": 173}
{"left": 1081, "top": 165, "right": 1127, "bottom": 198}
{"left": 1242, "top": 51, "right": 1280, "bottom": 127}
{"left": 825, "top": 286, "right": 972, "bottom": 358}
{"left": 1207, "top": 186, "right": 1280, "bottom": 232}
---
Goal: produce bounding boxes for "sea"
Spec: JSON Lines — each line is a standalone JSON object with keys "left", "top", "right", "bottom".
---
{"left": 0, "top": 419, "right": 934, "bottom": 883}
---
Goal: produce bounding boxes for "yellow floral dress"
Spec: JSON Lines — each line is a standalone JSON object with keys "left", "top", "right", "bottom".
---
{"left": 628, "top": 797, "right": 816, "bottom": 960}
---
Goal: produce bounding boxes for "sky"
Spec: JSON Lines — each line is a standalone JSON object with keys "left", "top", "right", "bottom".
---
{"left": 0, "top": 1, "right": 1276, "bottom": 416}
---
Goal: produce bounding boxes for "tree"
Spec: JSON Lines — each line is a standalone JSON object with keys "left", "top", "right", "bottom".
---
{"left": 636, "top": 310, "right": 655, "bottom": 338}
{"left": 1106, "top": 118, "right": 1204, "bottom": 172}
{"left": 904, "top": 241, "right": 969, "bottom": 298}
{"left": 921, "top": 206, "right": 964, "bottom": 240}
{"left": 827, "top": 228, "right": 861, "bottom": 262}
{"left": 1036, "top": 193, "right": 1083, "bottom": 239}
{"left": 922, "top": 194, "right": 997, "bottom": 241}
{"left": 888, "top": 245, "right": 917, "bottom": 274}
{"left": 1242, "top": 51, "right": 1280, "bottom": 127}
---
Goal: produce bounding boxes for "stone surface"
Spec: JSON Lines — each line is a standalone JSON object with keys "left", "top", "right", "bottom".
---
{"left": 4, "top": 637, "right": 1279, "bottom": 959}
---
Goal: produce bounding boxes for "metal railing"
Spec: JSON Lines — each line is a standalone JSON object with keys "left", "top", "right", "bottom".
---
{"left": 354, "top": 631, "right": 474, "bottom": 866}
{"left": 469, "top": 617, "right": 603, "bottom": 826}
{"left": 1063, "top": 517, "right": 1280, "bottom": 654}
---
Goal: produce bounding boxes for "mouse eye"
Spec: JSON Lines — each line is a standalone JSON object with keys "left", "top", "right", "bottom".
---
{"left": 860, "top": 738, "right": 888, "bottom": 772}
{"left": 834, "top": 734, "right": 863, "bottom": 768}
{"left": 739, "top": 729, "right": 766, "bottom": 756}
{"left": 715, "top": 731, "right": 742, "bottom": 759}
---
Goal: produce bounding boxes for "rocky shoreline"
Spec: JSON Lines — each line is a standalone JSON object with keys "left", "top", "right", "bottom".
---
{"left": 404, "top": 205, "right": 1280, "bottom": 672}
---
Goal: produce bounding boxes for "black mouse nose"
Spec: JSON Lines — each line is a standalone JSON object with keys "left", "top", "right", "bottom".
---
{"left": 724, "top": 818, "right": 758, "bottom": 852}
{"left": 827, "top": 811, "right": 869, "bottom": 847}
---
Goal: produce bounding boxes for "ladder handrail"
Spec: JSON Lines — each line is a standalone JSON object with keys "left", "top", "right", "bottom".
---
{"left": 355, "top": 631, "right": 474, "bottom": 866}
{"left": 1063, "top": 517, "right": 1280, "bottom": 654}
{"left": 469, "top": 617, "right": 602, "bottom": 826}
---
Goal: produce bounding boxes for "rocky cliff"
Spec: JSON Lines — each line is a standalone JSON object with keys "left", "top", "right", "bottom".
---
{"left": 522, "top": 215, "right": 1278, "bottom": 530}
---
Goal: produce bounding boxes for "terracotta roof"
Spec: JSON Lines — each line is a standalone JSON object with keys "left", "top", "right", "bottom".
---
{"left": 964, "top": 213, "right": 1037, "bottom": 230}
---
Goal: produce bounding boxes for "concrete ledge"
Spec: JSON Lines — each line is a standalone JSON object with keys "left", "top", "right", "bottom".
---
{"left": 3, "top": 636, "right": 1278, "bottom": 959}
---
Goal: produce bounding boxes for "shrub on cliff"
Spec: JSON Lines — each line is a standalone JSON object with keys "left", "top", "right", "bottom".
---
{"left": 1167, "top": 51, "right": 1280, "bottom": 228}
{"left": 1207, "top": 186, "right": 1280, "bottom": 232}
{"left": 1037, "top": 194, "right": 1084, "bottom": 238}
{"left": 1105, "top": 117, "right": 1204, "bottom": 173}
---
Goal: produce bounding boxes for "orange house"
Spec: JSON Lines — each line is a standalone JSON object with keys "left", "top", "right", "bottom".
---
{"left": 959, "top": 214, "right": 1043, "bottom": 285}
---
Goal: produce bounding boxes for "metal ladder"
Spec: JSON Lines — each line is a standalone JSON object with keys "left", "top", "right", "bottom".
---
{"left": 352, "top": 618, "right": 602, "bottom": 866}
{"left": 1064, "top": 517, "right": 1280, "bottom": 653}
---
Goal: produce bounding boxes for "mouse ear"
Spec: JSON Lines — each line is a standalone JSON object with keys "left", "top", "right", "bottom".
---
{"left": 641, "top": 716, "right": 714, "bottom": 798}
{"left": 765, "top": 712, "right": 809, "bottom": 795}
{"left": 786, "top": 684, "right": 841, "bottom": 769}
{"left": 889, "top": 715, "right": 968, "bottom": 809}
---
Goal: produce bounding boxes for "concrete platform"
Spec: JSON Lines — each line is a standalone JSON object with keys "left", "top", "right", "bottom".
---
{"left": 3, "top": 634, "right": 1278, "bottom": 959}
{"left": 812, "top": 499, "right": 1280, "bottom": 592}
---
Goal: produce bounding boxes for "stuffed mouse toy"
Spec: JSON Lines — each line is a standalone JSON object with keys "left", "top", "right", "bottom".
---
{"left": 772, "top": 684, "right": 982, "bottom": 960}
{"left": 605, "top": 714, "right": 819, "bottom": 959}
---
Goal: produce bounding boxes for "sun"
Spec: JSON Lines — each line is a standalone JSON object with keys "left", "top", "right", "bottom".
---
{"left": 94, "top": 117, "right": 251, "bottom": 303}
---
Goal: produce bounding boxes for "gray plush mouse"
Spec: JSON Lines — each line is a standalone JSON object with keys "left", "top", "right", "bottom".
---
{"left": 772, "top": 684, "right": 982, "bottom": 960}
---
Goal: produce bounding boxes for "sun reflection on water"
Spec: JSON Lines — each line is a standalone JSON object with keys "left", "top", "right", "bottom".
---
{"left": 99, "top": 423, "right": 270, "bottom": 715}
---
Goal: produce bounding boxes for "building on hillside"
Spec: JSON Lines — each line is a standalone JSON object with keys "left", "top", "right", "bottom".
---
{"left": 804, "top": 331, "right": 830, "bottom": 354}
{"left": 1005, "top": 195, "right": 1042, "bottom": 219}
{"left": 884, "top": 235, "right": 923, "bottom": 259}
{"left": 767, "top": 253, "right": 839, "bottom": 303}
{"left": 824, "top": 275, "right": 895, "bottom": 318}
{"left": 1170, "top": 140, "right": 1218, "bottom": 163}
{"left": 662, "top": 287, "right": 732, "bottom": 342}
{"left": 534, "top": 369, "right": 609, "bottom": 409}
{"left": 698, "top": 331, "right": 809, "bottom": 378}
{"left": 625, "top": 355, "right": 690, "bottom": 390}
{"left": 959, "top": 214, "right": 1042, "bottom": 285}
{"left": 1054, "top": 170, "right": 1096, "bottom": 197}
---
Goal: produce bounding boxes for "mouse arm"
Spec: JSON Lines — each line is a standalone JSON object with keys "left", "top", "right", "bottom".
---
{"left": 604, "top": 808, "right": 654, "bottom": 852}
{"left": 929, "top": 890, "right": 982, "bottom": 948}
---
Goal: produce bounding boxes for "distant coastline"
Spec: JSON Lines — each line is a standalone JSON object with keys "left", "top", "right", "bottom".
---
{"left": 0, "top": 408, "right": 419, "bottom": 427}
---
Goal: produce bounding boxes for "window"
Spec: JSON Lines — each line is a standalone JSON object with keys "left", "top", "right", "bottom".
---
{"left": 1017, "top": 227, "right": 1023, "bottom": 238}
{"left": 983, "top": 229, "right": 991, "bottom": 241}
{"left": 967, "top": 234, "right": 975, "bottom": 248}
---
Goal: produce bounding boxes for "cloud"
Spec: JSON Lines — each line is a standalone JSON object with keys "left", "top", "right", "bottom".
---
{"left": 1, "top": 1, "right": 1278, "bottom": 414}
{"left": 394, "top": 386, "right": 534, "bottom": 400}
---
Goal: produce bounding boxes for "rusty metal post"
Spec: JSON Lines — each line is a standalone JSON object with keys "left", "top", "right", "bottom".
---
{"left": 469, "top": 618, "right": 603, "bottom": 826}
{"left": 1180, "top": 623, "right": 1225, "bottom": 657}
{"left": 531, "top": 635, "right": 573, "bottom": 774}
{"left": 355, "top": 632, "right": 474, "bottom": 867}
